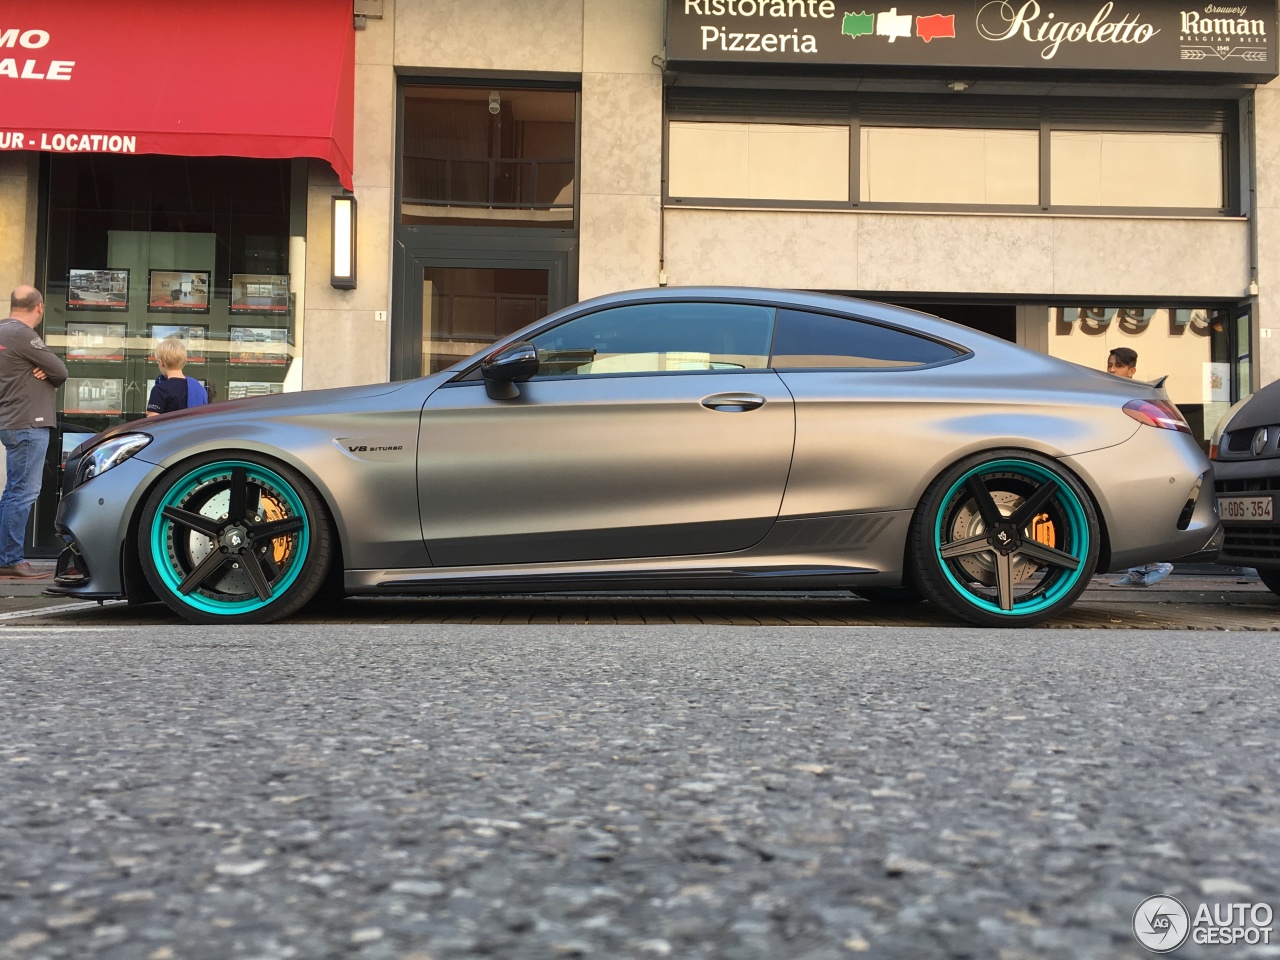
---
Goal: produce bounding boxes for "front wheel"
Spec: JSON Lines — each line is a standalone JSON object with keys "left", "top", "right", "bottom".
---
{"left": 910, "top": 451, "right": 1099, "bottom": 627}
{"left": 138, "top": 453, "right": 332, "bottom": 624}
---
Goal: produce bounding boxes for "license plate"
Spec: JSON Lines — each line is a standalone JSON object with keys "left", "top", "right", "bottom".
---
{"left": 1218, "top": 495, "right": 1275, "bottom": 522}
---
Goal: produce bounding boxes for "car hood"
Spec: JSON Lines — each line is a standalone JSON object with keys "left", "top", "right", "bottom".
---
{"left": 1223, "top": 378, "right": 1280, "bottom": 432}
{"left": 74, "top": 377, "right": 441, "bottom": 456}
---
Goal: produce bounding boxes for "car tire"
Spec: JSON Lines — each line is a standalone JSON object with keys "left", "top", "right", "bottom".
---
{"left": 138, "top": 453, "right": 333, "bottom": 624}
{"left": 1256, "top": 567, "right": 1280, "bottom": 598}
{"left": 910, "top": 450, "right": 1099, "bottom": 628}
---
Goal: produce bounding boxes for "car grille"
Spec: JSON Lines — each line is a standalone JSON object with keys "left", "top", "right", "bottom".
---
{"left": 1221, "top": 425, "right": 1279, "bottom": 458}
{"left": 1215, "top": 475, "right": 1280, "bottom": 564}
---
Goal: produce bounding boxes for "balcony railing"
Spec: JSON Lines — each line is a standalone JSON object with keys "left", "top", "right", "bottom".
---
{"left": 403, "top": 155, "right": 575, "bottom": 210}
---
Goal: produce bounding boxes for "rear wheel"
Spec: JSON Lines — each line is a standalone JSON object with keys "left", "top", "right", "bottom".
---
{"left": 139, "top": 453, "right": 332, "bottom": 624}
{"left": 911, "top": 451, "right": 1099, "bottom": 627}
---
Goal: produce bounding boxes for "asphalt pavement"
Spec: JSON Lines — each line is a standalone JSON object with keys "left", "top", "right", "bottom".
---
{"left": 1, "top": 623, "right": 1278, "bottom": 960}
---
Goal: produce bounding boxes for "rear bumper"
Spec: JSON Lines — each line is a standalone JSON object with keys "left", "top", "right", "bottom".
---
{"left": 1065, "top": 428, "right": 1219, "bottom": 573}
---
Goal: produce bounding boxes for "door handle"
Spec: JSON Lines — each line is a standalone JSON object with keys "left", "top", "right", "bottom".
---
{"left": 701, "top": 393, "right": 766, "bottom": 412}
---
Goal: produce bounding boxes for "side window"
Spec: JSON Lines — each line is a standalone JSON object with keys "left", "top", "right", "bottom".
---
{"left": 530, "top": 302, "right": 775, "bottom": 377}
{"left": 771, "top": 309, "right": 961, "bottom": 369}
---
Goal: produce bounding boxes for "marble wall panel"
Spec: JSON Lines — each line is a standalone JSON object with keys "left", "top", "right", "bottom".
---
{"left": 1051, "top": 217, "right": 1249, "bottom": 299}
{"left": 0, "top": 173, "right": 29, "bottom": 294}
{"left": 663, "top": 209, "right": 860, "bottom": 289}
{"left": 1257, "top": 205, "right": 1280, "bottom": 386}
{"left": 579, "top": 193, "right": 661, "bottom": 298}
{"left": 356, "top": 0, "right": 395, "bottom": 66}
{"left": 1254, "top": 80, "right": 1280, "bottom": 384}
{"left": 584, "top": 0, "right": 664, "bottom": 74}
{"left": 301, "top": 308, "right": 391, "bottom": 389}
{"left": 395, "top": 0, "right": 582, "bottom": 72}
{"left": 581, "top": 72, "right": 662, "bottom": 197}
{"left": 0, "top": 155, "right": 36, "bottom": 295}
{"left": 354, "top": 66, "right": 396, "bottom": 190}
{"left": 303, "top": 178, "right": 392, "bottom": 388}
{"left": 858, "top": 215, "right": 1053, "bottom": 294}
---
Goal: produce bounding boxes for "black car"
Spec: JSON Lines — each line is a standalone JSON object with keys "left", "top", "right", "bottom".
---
{"left": 1212, "top": 378, "right": 1280, "bottom": 596}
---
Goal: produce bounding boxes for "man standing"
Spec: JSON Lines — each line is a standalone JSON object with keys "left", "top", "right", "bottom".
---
{"left": 1105, "top": 346, "right": 1174, "bottom": 587}
{"left": 0, "top": 286, "right": 67, "bottom": 578}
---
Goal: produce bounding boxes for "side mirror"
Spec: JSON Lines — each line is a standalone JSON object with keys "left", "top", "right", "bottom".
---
{"left": 481, "top": 340, "right": 539, "bottom": 400}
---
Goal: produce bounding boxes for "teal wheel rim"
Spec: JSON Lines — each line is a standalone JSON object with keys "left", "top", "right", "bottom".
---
{"left": 149, "top": 461, "right": 310, "bottom": 616}
{"left": 933, "top": 459, "right": 1089, "bottom": 617}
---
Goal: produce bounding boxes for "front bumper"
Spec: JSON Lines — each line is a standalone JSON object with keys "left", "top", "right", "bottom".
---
{"left": 1212, "top": 457, "right": 1280, "bottom": 567}
{"left": 46, "top": 457, "right": 162, "bottom": 599}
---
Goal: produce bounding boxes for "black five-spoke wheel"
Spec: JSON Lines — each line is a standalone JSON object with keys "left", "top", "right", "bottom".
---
{"left": 139, "top": 454, "right": 332, "bottom": 624}
{"left": 911, "top": 450, "right": 1100, "bottom": 627}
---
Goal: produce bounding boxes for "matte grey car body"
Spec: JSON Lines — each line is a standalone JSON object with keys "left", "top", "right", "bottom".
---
{"left": 1211, "top": 377, "right": 1280, "bottom": 596}
{"left": 50, "top": 287, "right": 1219, "bottom": 626}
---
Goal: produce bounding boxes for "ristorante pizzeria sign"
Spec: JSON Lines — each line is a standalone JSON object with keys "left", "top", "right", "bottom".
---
{"left": 666, "top": 1, "right": 1280, "bottom": 78}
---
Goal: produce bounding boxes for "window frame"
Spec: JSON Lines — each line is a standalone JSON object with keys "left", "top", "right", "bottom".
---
{"left": 395, "top": 76, "right": 582, "bottom": 230}
{"left": 664, "top": 92, "right": 1241, "bottom": 217}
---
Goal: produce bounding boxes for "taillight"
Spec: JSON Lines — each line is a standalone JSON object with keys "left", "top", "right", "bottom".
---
{"left": 1123, "top": 399, "right": 1192, "bottom": 434}
{"left": 1209, "top": 443, "right": 1220, "bottom": 460}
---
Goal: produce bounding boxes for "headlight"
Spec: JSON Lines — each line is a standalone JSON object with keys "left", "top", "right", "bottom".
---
{"left": 73, "top": 434, "right": 152, "bottom": 487}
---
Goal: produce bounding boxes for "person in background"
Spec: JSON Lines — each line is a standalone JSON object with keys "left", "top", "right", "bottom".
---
{"left": 1106, "top": 346, "right": 1175, "bottom": 587}
{"left": 1106, "top": 346, "right": 1138, "bottom": 379}
{"left": 145, "top": 337, "right": 209, "bottom": 417}
{"left": 0, "top": 285, "right": 67, "bottom": 579}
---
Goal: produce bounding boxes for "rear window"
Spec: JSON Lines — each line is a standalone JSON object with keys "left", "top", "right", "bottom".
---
{"left": 771, "top": 308, "right": 962, "bottom": 369}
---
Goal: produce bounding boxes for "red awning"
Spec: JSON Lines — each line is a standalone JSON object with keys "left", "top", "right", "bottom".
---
{"left": 0, "top": 0, "right": 354, "bottom": 189}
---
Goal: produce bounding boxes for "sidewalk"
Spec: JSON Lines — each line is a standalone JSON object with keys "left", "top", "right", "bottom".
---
{"left": 0, "top": 559, "right": 1271, "bottom": 617}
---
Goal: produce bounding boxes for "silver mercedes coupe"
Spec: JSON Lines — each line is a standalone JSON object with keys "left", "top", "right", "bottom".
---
{"left": 50, "top": 288, "right": 1219, "bottom": 627}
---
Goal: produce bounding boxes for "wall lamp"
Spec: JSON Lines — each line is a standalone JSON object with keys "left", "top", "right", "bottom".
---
{"left": 331, "top": 194, "right": 357, "bottom": 290}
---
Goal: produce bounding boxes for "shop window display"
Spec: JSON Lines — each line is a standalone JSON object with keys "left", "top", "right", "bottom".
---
{"left": 28, "top": 154, "right": 298, "bottom": 555}
{"left": 41, "top": 154, "right": 296, "bottom": 424}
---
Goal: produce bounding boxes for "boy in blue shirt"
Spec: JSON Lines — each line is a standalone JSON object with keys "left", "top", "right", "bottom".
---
{"left": 145, "top": 337, "right": 209, "bottom": 416}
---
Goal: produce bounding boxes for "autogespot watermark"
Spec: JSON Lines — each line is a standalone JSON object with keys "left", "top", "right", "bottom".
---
{"left": 1133, "top": 895, "right": 1274, "bottom": 953}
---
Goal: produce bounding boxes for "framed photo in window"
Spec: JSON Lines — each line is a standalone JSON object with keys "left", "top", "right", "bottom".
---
{"left": 148, "top": 324, "right": 208, "bottom": 363}
{"left": 63, "top": 377, "right": 124, "bottom": 415}
{"left": 147, "top": 269, "right": 210, "bottom": 314}
{"left": 229, "top": 274, "right": 289, "bottom": 315}
{"left": 228, "top": 381, "right": 284, "bottom": 400}
{"left": 65, "top": 321, "right": 128, "bottom": 361}
{"left": 67, "top": 268, "right": 129, "bottom": 312}
{"left": 229, "top": 326, "right": 289, "bottom": 364}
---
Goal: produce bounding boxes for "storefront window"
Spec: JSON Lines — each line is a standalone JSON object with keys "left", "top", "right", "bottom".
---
{"left": 859, "top": 127, "right": 1039, "bottom": 205}
{"left": 666, "top": 93, "right": 1234, "bottom": 213}
{"left": 400, "top": 86, "right": 576, "bottom": 227}
{"left": 668, "top": 121, "right": 849, "bottom": 201}
{"left": 1050, "top": 131, "right": 1224, "bottom": 209}
{"left": 1045, "top": 305, "right": 1242, "bottom": 448}
{"left": 41, "top": 155, "right": 297, "bottom": 441}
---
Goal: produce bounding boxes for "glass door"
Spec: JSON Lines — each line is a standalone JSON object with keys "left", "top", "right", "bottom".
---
{"left": 390, "top": 233, "right": 576, "bottom": 381}
{"left": 421, "top": 267, "right": 549, "bottom": 375}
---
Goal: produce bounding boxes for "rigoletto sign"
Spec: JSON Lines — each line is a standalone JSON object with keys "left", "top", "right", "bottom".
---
{"left": 666, "top": 1, "right": 1279, "bottom": 79}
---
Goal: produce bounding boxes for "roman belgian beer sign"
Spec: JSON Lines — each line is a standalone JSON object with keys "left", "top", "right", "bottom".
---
{"left": 666, "top": 1, "right": 1280, "bottom": 79}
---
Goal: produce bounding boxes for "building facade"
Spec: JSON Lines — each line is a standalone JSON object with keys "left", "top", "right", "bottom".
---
{"left": 2, "top": 0, "right": 1280, "bottom": 550}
